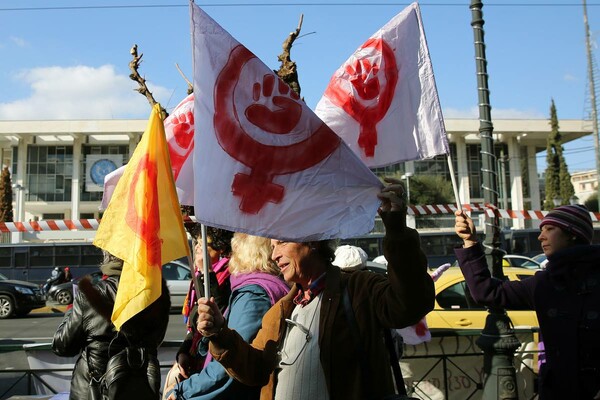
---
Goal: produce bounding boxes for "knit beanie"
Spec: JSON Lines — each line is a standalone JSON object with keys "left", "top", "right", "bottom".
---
{"left": 539, "top": 204, "right": 594, "bottom": 244}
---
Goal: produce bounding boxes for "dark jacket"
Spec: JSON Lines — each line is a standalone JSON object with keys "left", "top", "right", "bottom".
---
{"left": 455, "top": 243, "right": 600, "bottom": 400}
{"left": 52, "top": 271, "right": 170, "bottom": 400}
{"left": 209, "top": 211, "right": 435, "bottom": 400}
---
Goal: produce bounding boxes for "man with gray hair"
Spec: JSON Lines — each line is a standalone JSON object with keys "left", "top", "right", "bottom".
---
{"left": 194, "top": 178, "right": 434, "bottom": 400}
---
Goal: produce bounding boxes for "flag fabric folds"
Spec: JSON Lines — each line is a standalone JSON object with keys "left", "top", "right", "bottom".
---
{"left": 190, "top": 4, "right": 382, "bottom": 242}
{"left": 315, "top": 2, "right": 449, "bottom": 168}
{"left": 100, "top": 94, "right": 196, "bottom": 209}
{"left": 94, "top": 104, "right": 189, "bottom": 330}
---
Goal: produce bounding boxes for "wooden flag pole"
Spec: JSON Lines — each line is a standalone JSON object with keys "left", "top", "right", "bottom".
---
{"left": 447, "top": 154, "right": 462, "bottom": 211}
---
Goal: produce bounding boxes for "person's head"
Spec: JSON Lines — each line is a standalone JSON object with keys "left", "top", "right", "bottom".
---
{"left": 538, "top": 204, "right": 593, "bottom": 256}
{"left": 228, "top": 233, "right": 280, "bottom": 276}
{"left": 64, "top": 267, "right": 70, "bottom": 274}
{"left": 270, "top": 239, "right": 336, "bottom": 287}
{"left": 192, "top": 226, "right": 234, "bottom": 270}
{"left": 332, "top": 245, "right": 368, "bottom": 272}
{"left": 54, "top": 267, "right": 60, "bottom": 272}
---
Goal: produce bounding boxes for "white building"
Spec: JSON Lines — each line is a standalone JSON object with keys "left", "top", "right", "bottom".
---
{"left": 571, "top": 169, "right": 598, "bottom": 203}
{"left": 0, "top": 117, "right": 593, "bottom": 241}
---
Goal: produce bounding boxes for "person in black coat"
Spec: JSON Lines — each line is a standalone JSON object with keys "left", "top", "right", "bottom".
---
{"left": 52, "top": 250, "right": 171, "bottom": 400}
{"left": 454, "top": 204, "right": 600, "bottom": 400}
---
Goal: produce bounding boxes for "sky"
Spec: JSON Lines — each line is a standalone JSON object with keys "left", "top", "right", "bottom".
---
{"left": 1, "top": 1, "right": 600, "bottom": 173}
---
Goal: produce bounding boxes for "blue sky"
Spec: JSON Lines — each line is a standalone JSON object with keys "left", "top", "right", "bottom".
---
{"left": 1, "top": 1, "right": 599, "bottom": 172}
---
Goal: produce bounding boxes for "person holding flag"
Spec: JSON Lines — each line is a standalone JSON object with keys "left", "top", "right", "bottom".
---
{"left": 194, "top": 178, "right": 434, "bottom": 400}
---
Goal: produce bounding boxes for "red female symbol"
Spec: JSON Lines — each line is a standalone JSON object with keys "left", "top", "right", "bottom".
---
{"left": 125, "top": 154, "right": 162, "bottom": 267}
{"left": 214, "top": 45, "right": 341, "bottom": 214}
{"left": 324, "top": 38, "right": 398, "bottom": 157}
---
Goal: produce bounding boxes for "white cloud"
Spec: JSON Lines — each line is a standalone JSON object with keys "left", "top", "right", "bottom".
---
{"left": 563, "top": 73, "right": 577, "bottom": 82}
{"left": 10, "top": 36, "right": 27, "bottom": 47}
{"left": 444, "top": 106, "right": 545, "bottom": 119}
{"left": 0, "top": 65, "right": 172, "bottom": 120}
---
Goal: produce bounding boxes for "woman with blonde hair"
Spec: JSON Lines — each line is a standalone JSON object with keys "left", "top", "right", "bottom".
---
{"left": 166, "top": 233, "right": 290, "bottom": 400}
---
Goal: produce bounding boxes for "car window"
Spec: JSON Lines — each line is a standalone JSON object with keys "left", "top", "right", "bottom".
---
{"left": 162, "top": 263, "right": 180, "bottom": 281}
{"left": 437, "top": 282, "right": 485, "bottom": 310}
{"left": 162, "top": 263, "right": 191, "bottom": 281}
{"left": 436, "top": 282, "right": 469, "bottom": 309}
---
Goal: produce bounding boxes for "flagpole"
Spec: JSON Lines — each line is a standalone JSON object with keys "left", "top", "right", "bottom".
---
{"left": 200, "top": 224, "right": 211, "bottom": 299}
{"left": 446, "top": 155, "right": 462, "bottom": 210}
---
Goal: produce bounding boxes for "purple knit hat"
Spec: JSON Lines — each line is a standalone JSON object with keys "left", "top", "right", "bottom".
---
{"left": 540, "top": 204, "right": 594, "bottom": 244}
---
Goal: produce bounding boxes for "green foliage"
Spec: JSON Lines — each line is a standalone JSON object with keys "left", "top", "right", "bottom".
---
{"left": 543, "top": 99, "right": 575, "bottom": 210}
{"left": 383, "top": 171, "right": 454, "bottom": 206}
{"left": 0, "top": 167, "right": 13, "bottom": 222}
{"left": 585, "top": 193, "right": 599, "bottom": 212}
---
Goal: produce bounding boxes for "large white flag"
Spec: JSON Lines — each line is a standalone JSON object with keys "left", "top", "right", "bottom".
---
{"left": 190, "top": 4, "right": 382, "bottom": 242}
{"left": 315, "top": 2, "right": 449, "bottom": 168}
{"left": 100, "top": 94, "right": 196, "bottom": 209}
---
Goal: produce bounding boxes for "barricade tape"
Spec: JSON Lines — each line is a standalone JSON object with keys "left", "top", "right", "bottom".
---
{"left": 0, "top": 207, "right": 598, "bottom": 232}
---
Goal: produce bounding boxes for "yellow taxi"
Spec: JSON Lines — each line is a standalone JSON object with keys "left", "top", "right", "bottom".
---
{"left": 426, "top": 266, "right": 539, "bottom": 329}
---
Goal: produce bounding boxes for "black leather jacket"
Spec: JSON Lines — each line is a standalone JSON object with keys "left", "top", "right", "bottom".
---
{"left": 52, "top": 275, "right": 170, "bottom": 399}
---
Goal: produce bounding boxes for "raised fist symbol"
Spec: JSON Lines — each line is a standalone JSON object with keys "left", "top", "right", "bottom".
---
{"left": 346, "top": 59, "right": 380, "bottom": 101}
{"left": 214, "top": 45, "right": 341, "bottom": 214}
{"left": 245, "top": 74, "right": 301, "bottom": 134}
{"left": 171, "top": 111, "right": 195, "bottom": 150}
{"left": 324, "top": 38, "right": 398, "bottom": 157}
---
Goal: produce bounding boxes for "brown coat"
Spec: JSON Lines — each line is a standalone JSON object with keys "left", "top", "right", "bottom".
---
{"left": 210, "top": 211, "right": 434, "bottom": 400}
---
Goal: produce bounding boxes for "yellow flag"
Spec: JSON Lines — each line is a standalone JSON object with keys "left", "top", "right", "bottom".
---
{"left": 94, "top": 104, "right": 189, "bottom": 330}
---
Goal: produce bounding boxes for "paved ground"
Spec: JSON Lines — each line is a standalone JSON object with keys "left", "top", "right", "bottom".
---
{"left": 31, "top": 304, "right": 68, "bottom": 314}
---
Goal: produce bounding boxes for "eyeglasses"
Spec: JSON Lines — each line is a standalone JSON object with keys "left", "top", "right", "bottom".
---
{"left": 278, "top": 318, "right": 313, "bottom": 366}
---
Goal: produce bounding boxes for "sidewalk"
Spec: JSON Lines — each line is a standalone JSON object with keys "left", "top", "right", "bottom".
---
{"left": 31, "top": 304, "right": 68, "bottom": 314}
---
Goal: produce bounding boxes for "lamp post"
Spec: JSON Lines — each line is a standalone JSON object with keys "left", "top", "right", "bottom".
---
{"left": 553, "top": 197, "right": 561, "bottom": 208}
{"left": 401, "top": 172, "right": 413, "bottom": 204}
{"left": 570, "top": 195, "right": 579, "bottom": 205}
{"left": 470, "top": 2, "right": 520, "bottom": 398}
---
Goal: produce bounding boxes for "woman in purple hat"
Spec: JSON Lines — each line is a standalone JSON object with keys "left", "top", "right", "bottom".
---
{"left": 453, "top": 204, "right": 600, "bottom": 400}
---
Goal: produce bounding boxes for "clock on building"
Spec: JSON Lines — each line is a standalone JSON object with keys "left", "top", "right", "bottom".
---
{"left": 90, "top": 158, "right": 117, "bottom": 185}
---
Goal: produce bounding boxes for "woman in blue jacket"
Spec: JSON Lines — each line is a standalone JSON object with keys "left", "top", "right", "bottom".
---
{"left": 166, "top": 233, "right": 290, "bottom": 400}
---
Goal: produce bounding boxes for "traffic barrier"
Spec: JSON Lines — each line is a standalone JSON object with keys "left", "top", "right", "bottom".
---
{"left": 0, "top": 206, "right": 598, "bottom": 232}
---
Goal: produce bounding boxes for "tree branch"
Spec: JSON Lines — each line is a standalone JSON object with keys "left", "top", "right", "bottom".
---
{"left": 128, "top": 44, "right": 168, "bottom": 119}
{"left": 276, "top": 14, "right": 304, "bottom": 97}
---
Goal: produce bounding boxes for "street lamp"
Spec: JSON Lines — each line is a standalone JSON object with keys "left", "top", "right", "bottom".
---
{"left": 569, "top": 195, "right": 579, "bottom": 205}
{"left": 400, "top": 172, "right": 413, "bottom": 204}
{"left": 553, "top": 197, "right": 561, "bottom": 208}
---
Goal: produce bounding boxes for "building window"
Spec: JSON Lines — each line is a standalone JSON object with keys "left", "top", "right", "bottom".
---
{"left": 26, "top": 146, "right": 73, "bottom": 202}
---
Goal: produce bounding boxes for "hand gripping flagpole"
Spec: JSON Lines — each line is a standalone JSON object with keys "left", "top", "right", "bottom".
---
{"left": 200, "top": 224, "right": 211, "bottom": 299}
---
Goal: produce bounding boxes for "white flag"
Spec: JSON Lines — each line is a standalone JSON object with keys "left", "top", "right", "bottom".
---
{"left": 100, "top": 94, "right": 196, "bottom": 209}
{"left": 315, "top": 2, "right": 449, "bottom": 168}
{"left": 164, "top": 93, "right": 195, "bottom": 206}
{"left": 190, "top": 4, "right": 382, "bottom": 242}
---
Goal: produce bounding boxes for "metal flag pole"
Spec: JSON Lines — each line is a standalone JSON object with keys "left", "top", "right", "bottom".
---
{"left": 200, "top": 224, "right": 211, "bottom": 298}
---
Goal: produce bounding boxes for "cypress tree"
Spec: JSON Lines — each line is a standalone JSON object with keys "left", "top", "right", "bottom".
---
{"left": 543, "top": 100, "right": 575, "bottom": 209}
{"left": 0, "top": 167, "right": 14, "bottom": 222}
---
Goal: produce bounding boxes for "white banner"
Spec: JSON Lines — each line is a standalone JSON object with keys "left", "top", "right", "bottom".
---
{"left": 190, "top": 4, "right": 382, "bottom": 241}
{"left": 315, "top": 2, "right": 449, "bottom": 168}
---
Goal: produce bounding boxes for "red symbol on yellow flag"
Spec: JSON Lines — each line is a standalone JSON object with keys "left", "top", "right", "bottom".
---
{"left": 324, "top": 38, "right": 398, "bottom": 157}
{"left": 214, "top": 45, "right": 341, "bottom": 214}
{"left": 125, "top": 154, "right": 161, "bottom": 267}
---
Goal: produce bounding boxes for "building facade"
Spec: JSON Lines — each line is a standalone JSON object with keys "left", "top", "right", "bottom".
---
{"left": 0, "top": 118, "right": 593, "bottom": 241}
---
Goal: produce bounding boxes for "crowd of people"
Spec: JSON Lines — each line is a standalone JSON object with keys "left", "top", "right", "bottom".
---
{"left": 49, "top": 178, "right": 600, "bottom": 400}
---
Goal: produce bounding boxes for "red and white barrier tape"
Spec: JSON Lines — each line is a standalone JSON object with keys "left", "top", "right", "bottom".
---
{"left": 1, "top": 207, "right": 597, "bottom": 232}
